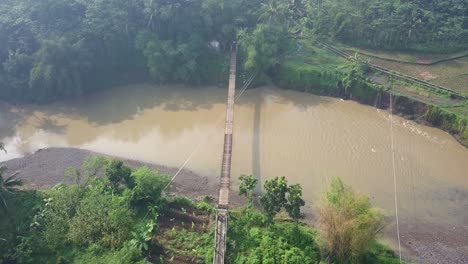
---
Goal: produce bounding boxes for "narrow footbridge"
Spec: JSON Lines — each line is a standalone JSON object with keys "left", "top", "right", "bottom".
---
{"left": 213, "top": 45, "right": 237, "bottom": 264}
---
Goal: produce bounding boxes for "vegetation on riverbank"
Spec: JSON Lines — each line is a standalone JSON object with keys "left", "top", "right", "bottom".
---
{"left": 1, "top": 0, "right": 467, "bottom": 103}
{"left": 273, "top": 38, "right": 468, "bottom": 147}
{"left": 0, "top": 156, "right": 405, "bottom": 263}
{"left": 1, "top": 0, "right": 466, "bottom": 145}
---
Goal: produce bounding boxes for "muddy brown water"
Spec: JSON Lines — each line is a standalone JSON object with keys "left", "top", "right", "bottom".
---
{"left": 1, "top": 84, "right": 467, "bottom": 259}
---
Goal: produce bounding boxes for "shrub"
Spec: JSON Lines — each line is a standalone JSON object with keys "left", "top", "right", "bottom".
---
{"left": 170, "top": 196, "right": 194, "bottom": 207}
{"left": 256, "top": 177, "right": 306, "bottom": 222}
{"left": 318, "top": 177, "right": 385, "bottom": 263}
{"left": 41, "top": 185, "right": 85, "bottom": 250}
{"left": 64, "top": 156, "right": 108, "bottom": 186}
{"left": 105, "top": 160, "right": 133, "bottom": 191}
{"left": 195, "top": 201, "right": 215, "bottom": 214}
{"left": 131, "top": 167, "right": 170, "bottom": 208}
{"left": 285, "top": 184, "right": 305, "bottom": 220}
{"left": 260, "top": 177, "right": 288, "bottom": 221}
{"left": 238, "top": 174, "right": 258, "bottom": 205}
{"left": 68, "top": 189, "right": 134, "bottom": 248}
{"left": 229, "top": 211, "right": 319, "bottom": 264}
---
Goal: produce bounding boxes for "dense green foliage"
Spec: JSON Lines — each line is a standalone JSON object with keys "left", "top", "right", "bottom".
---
{"left": 260, "top": 176, "right": 288, "bottom": 221}
{"left": 105, "top": 159, "right": 134, "bottom": 191}
{"left": 227, "top": 176, "right": 400, "bottom": 264}
{"left": 0, "top": 0, "right": 237, "bottom": 102}
{"left": 131, "top": 166, "right": 170, "bottom": 208}
{"left": 228, "top": 209, "right": 320, "bottom": 263}
{"left": 307, "top": 0, "right": 468, "bottom": 51}
{"left": 1, "top": 0, "right": 465, "bottom": 102}
{"left": 248, "top": 175, "right": 306, "bottom": 221}
{"left": 277, "top": 47, "right": 382, "bottom": 103}
{"left": 0, "top": 153, "right": 404, "bottom": 264}
{"left": 427, "top": 105, "right": 468, "bottom": 145}
{"left": 284, "top": 184, "right": 305, "bottom": 221}
{"left": 0, "top": 157, "right": 169, "bottom": 263}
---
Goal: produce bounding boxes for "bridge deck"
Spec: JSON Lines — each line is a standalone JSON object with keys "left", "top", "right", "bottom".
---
{"left": 213, "top": 46, "right": 237, "bottom": 264}
{"left": 217, "top": 47, "right": 237, "bottom": 208}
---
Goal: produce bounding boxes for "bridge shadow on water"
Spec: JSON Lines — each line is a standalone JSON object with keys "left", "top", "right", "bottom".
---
{"left": 245, "top": 87, "right": 332, "bottom": 196}
{"left": 252, "top": 93, "right": 262, "bottom": 195}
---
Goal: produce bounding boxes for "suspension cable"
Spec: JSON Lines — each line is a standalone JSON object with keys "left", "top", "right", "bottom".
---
{"left": 389, "top": 94, "right": 402, "bottom": 263}
{"left": 162, "top": 72, "right": 257, "bottom": 191}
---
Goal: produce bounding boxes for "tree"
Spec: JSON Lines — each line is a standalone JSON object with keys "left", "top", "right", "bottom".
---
{"left": 238, "top": 174, "right": 258, "bottom": 205}
{"left": 131, "top": 166, "right": 170, "bottom": 208}
{"left": 105, "top": 160, "right": 133, "bottom": 191}
{"left": 0, "top": 166, "right": 23, "bottom": 213}
{"left": 29, "top": 38, "right": 92, "bottom": 102}
{"left": 318, "top": 177, "right": 385, "bottom": 263}
{"left": 259, "top": 0, "right": 289, "bottom": 25}
{"left": 239, "top": 22, "right": 292, "bottom": 74}
{"left": 285, "top": 184, "right": 305, "bottom": 220}
{"left": 260, "top": 176, "right": 288, "bottom": 221}
{"left": 135, "top": 31, "right": 208, "bottom": 84}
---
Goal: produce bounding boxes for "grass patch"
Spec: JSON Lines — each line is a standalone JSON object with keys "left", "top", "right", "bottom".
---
{"left": 291, "top": 41, "right": 348, "bottom": 70}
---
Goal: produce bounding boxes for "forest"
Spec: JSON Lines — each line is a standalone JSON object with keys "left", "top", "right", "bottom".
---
{"left": 0, "top": 0, "right": 467, "bottom": 103}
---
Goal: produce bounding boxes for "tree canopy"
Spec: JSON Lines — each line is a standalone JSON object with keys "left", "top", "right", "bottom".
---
{"left": 0, "top": 0, "right": 466, "bottom": 102}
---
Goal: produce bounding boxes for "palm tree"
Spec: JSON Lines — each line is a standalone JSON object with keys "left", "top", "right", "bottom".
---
{"left": 259, "top": 0, "right": 289, "bottom": 24}
{"left": 0, "top": 166, "right": 22, "bottom": 213}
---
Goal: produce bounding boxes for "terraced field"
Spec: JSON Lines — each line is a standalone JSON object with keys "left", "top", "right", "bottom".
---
{"left": 367, "top": 56, "right": 468, "bottom": 95}
{"left": 341, "top": 45, "right": 468, "bottom": 65}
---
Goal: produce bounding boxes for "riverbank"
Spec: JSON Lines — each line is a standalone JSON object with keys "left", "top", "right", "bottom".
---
{"left": 2, "top": 147, "right": 244, "bottom": 206}
{"left": 277, "top": 43, "right": 468, "bottom": 148}
{"left": 2, "top": 147, "right": 467, "bottom": 263}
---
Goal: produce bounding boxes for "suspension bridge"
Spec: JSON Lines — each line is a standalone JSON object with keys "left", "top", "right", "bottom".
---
{"left": 212, "top": 44, "right": 237, "bottom": 264}
{"left": 163, "top": 39, "right": 406, "bottom": 263}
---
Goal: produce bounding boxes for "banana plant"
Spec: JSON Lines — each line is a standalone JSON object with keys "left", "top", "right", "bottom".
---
{"left": 129, "top": 219, "right": 156, "bottom": 252}
{"left": 0, "top": 166, "right": 23, "bottom": 213}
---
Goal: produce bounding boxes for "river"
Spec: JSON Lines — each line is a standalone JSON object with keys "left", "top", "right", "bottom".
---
{"left": 1, "top": 84, "right": 467, "bottom": 260}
